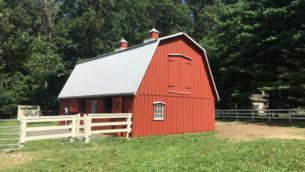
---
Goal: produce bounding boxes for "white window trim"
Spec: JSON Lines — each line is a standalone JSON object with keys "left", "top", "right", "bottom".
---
{"left": 168, "top": 53, "right": 192, "bottom": 61}
{"left": 153, "top": 101, "right": 165, "bottom": 120}
{"left": 153, "top": 101, "right": 166, "bottom": 105}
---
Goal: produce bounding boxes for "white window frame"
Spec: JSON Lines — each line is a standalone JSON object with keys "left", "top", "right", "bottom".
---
{"left": 90, "top": 101, "right": 97, "bottom": 114}
{"left": 153, "top": 101, "right": 165, "bottom": 120}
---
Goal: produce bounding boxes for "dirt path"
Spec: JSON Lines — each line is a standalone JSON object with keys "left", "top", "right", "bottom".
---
{"left": 0, "top": 152, "right": 34, "bottom": 170}
{"left": 216, "top": 121, "right": 305, "bottom": 140}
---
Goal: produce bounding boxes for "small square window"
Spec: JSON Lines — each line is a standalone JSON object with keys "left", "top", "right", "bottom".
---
{"left": 153, "top": 102, "right": 165, "bottom": 120}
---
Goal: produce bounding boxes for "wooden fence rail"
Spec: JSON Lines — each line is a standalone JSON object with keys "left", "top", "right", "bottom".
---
{"left": 0, "top": 119, "right": 20, "bottom": 151}
{"left": 84, "top": 113, "right": 132, "bottom": 143}
{"left": 19, "top": 113, "right": 132, "bottom": 144}
{"left": 20, "top": 115, "right": 76, "bottom": 144}
{"left": 216, "top": 109, "right": 305, "bottom": 122}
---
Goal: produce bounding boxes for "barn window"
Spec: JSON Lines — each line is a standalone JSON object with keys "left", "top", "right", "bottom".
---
{"left": 90, "top": 101, "right": 97, "bottom": 114}
{"left": 153, "top": 102, "right": 165, "bottom": 120}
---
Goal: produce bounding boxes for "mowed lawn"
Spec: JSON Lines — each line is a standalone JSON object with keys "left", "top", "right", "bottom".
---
{"left": 1, "top": 131, "right": 305, "bottom": 172}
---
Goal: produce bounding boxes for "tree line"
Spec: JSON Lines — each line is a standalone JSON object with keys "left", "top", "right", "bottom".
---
{"left": 0, "top": 0, "right": 304, "bottom": 118}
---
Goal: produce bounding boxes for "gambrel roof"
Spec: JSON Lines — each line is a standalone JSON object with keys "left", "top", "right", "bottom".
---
{"left": 58, "top": 32, "right": 220, "bottom": 101}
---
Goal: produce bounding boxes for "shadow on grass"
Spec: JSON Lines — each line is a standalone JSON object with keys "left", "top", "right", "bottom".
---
{"left": 216, "top": 119, "right": 305, "bottom": 128}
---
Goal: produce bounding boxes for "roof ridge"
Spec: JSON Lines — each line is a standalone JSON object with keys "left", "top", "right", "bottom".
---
{"left": 77, "top": 33, "right": 186, "bottom": 65}
{"left": 77, "top": 39, "right": 159, "bottom": 64}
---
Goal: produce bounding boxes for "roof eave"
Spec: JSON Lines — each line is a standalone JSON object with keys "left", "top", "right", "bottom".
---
{"left": 202, "top": 50, "right": 220, "bottom": 101}
{"left": 58, "top": 92, "right": 136, "bottom": 100}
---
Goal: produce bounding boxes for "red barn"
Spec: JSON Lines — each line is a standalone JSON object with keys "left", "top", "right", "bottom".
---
{"left": 58, "top": 29, "right": 219, "bottom": 137}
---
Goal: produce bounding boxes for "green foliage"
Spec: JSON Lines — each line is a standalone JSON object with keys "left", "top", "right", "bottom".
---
{"left": 203, "top": 0, "right": 305, "bottom": 108}
{"left": 25, "top": 38, "right": 64, "bottom": 80}
{"left": 0, "top": 0, "right": 304, "bottom": 117}
{"left": 0, "top": 73, "right": 29, "bottom": 118}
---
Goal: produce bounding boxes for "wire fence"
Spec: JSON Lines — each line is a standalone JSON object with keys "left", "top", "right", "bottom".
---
{"left": 216, "top": 109, "right": 305, "bottom": 122}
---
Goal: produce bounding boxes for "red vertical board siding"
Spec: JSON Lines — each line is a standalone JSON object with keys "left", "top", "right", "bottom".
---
{"left": 132, "top": 95, "right": 214, "bottom": 136}
{"left": 59, "top": 99, "right": 85, "bottom": 115}
{"left": 85, "top": 97, "right": 103, "bottom": 130}
{"left": 59, "top": 99, "right": 70, "bottom": 115}
{"left": 112, "top": 97, "right": 122, "bottom": 113}
{"left": 132, "top": 36, "right": 216, "bottom": 137}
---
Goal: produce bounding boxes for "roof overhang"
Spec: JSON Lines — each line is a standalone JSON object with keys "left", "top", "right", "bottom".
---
{"left": 58, "top": 92, "right": 136, "bottom": 100}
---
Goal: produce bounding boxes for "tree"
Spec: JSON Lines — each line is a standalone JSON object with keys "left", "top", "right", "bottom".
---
{"left": 206, "top": 0, "right": 305, "bottom": 108}
{"left": 0, "top": 0, "right": 304, "bottom": 117}
{"left": 0, "top": 72, "right": 29, "bottom": 118}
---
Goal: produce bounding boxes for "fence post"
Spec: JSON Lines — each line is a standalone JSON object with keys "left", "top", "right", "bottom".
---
{"left": 70, "top": 115, "right": 76, "bottom": 141}
{"left": 75, "top": 113, "right": 80, "bottom": 139}
{"left": 84, "top": 114, "right": 91, "bottom": 143}
{"left": 236, "top": 110, "right": 239, "bottom": 120}
{"left": 19, "top": 117, "right": 27, "bottom": 146}
{"left": 268, "top": 110, "right": 271, "bottom": 122}
{"left": 222, "top": 111, "right": 225, "bottom": 120}
{"left": 84, "top": 114, "right": 88, "bottom": 143}
{"left": 289, "top": 110, "right": 291, "bottom": 122}
{"left": 251, "top": 110, "right": 254, "bottom": 121}
{"left": 88, "top": 115, "right": 92, "bottom": 141}
{"left": 126, "top": 113, "right": 132, "bottom": 138}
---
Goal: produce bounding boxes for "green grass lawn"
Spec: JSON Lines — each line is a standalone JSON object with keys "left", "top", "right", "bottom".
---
{"left": 1, "top": 132, "right": 305, "bottom": 172}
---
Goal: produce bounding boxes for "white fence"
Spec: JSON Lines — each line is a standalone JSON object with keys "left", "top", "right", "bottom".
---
{"left": 20, "top": 115, "right": 76, "bottom": 144}
{"left": 216, "top": 109, "right": 305, "bottom": 122}
{"left": 0, "top": 119, "right": 20, "bottom": 151}
{"left": 20, "top": 113, "right": 132, "bottom": 144}
{"left": 84, "top": 113, "right": 132, "bottom": 143}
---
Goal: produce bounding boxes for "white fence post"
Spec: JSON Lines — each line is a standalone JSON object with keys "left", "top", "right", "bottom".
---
{"left": 88, "top": 115, "right": 92, "bottom": 141}
{"left": 84, "top": 114, "right": 91, "bottom": 143}
{"left": 251, "top": 110, "right": 254, "bottom": 121}
{"left": 70, "top": 115, "right": 76, "bottom": 140}
{"left": 75, "top": 113, "right": 80, "bottom": 139}
{"left": 84, "top": 114, "right": 88, "bottom": 142}
{"left": 236, "top": 110, "right": 239, "bottom": 120}
{"left": 126, "top": 113, "right": 132, "bottom": 138}
{"left": 19, "top": 117, "right": 27, "bottom": 145}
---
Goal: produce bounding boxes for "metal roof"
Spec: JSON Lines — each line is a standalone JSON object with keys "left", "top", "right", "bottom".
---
{"left": 58, "top": 32, "right": 219, "bottom": 101}
{"left": 58, "top": 40, "right": 159, "bottom": 99}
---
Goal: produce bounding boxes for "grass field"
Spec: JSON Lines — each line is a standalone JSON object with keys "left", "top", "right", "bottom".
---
{"left": 1, "top": 130, "right": 305, "bottom": 172}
